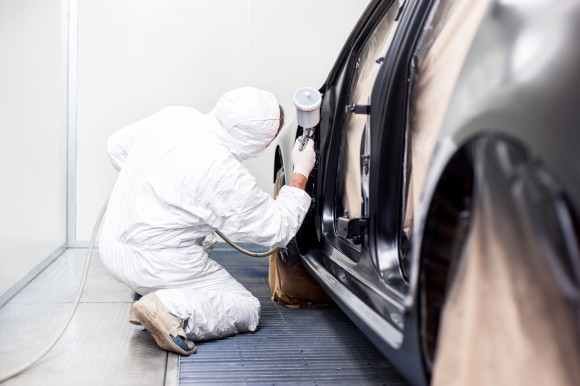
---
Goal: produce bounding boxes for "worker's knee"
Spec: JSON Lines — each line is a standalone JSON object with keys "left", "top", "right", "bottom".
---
{"left": 229, "top": 293, "right": 261, "bottom": 333}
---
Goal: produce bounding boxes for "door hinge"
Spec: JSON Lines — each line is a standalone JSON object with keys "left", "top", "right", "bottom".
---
{"left": 345, "top": 104, "right": 371, "bottom": 115}
{"left": 337, "top": 217, "right": 367, "bottom": 244}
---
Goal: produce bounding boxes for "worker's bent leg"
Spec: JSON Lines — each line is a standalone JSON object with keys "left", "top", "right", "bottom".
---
{"left": 155, "top": 268, "right": 260, "bottom": 341}
{"left": 99, "top": 241, "right": 260, "bottom": 341}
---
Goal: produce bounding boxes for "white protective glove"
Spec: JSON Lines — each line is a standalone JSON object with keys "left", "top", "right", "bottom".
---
{"left": 291, "top": 138, "right": 316, "bottom": 178}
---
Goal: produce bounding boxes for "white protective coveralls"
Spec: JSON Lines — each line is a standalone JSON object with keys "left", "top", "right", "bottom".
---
{"left": 99, "top": 87, "right": 311, "bottom": 341}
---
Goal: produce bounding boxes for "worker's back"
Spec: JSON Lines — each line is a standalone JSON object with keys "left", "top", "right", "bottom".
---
{"left": 100, "top": 106, "right": 234, "bottom": 291}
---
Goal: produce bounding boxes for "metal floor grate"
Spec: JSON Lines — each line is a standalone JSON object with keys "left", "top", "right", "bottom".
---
{"left": 179, "top": 249, "right": 407, "bottom": 385}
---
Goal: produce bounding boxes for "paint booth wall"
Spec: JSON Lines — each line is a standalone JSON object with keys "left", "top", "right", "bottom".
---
{"left": 0, "top": 0, "right": 67, "bottom": 297}
{"left": 75, "top": 0, "right": 370, "bottom": 242}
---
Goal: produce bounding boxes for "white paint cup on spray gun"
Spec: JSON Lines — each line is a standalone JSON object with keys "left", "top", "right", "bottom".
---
{"left": 293, "top": 87, "right": 322, "bottom": 150}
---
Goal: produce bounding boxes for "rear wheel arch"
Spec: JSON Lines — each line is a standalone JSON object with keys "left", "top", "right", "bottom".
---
{"left": 415, "top": 131, "right": 580, "bottom": 376}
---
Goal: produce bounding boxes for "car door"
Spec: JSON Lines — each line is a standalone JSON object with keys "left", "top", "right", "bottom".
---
{"left": 314, "top": 0, "right": 409, "bottom": 326}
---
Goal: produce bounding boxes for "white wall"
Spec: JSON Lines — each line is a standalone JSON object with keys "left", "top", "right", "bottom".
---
{"left": 0, "top": 0, "right": 67, "bottom": 296}
{"left": 76, "top": 0, "right": 370, "bottom": 241}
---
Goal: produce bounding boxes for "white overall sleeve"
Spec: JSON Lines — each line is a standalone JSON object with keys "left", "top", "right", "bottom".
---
{"left": 202, "top": 157, "right": 311, "bottom": 248}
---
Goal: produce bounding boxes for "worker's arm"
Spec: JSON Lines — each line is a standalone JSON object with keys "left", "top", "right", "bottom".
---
{"left": 288, "top": 173, "right": 307, "bottom": 190}
{"left": 200, "top": 139, "right": 316, "bottom": 248}
{"left": 202, "top": 157, "right": 312, "bottom": 249}
{"left": 290, "top": 138, "right": 315, "bottom": 187}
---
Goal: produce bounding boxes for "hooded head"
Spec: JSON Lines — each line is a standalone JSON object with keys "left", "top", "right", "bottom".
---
{"left": 210, "top": 87, "right": 281, "bottom": 161}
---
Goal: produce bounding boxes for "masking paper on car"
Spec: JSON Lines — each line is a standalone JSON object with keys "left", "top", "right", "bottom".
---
{"left": 340, "top": 3, "right": 399, "bottom": 220}
{"left": 403, "top": 0, "right": 490, "bottom": 237}
{"left": 268, "top": 168, "right": 330, "bottom": 307}
{"left": 432, "top": 143, "right": 580, "bottom": 385}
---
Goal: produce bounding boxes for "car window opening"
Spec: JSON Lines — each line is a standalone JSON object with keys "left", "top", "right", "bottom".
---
{"left": 336, "top": 2, "right": 400, "bottom": 246}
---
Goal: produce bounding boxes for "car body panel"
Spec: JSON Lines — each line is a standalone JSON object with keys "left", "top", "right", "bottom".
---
{"left": 435, "top": 0, "right": 580, "bottom": 216}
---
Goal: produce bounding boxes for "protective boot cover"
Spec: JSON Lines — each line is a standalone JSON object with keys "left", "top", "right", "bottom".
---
{"left": 432, "top": 144, "right": 580, "bottom": 385}
{"left": 268, "top": 169, "right": 330, "bottom": 307}
{"left": 100, "top": 87, "right": 311, "bottom": 341}
{"left": 130, "top": 293, "right": 196, "bottom": 355}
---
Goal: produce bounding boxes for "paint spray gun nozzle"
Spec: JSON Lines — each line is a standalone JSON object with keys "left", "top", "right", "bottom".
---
{"left": 298, "top": 128, "right": 314, "bottom": 150}
{"left": 293, "top": 88, "right": 322, "bottom": 151}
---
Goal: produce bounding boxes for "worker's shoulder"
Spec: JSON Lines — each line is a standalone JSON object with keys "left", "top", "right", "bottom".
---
{"left": 204, "top": 146, "right": 247, "bottom": 172}
{"left": 204, "top": 144, "right": 239, "bottom": 164}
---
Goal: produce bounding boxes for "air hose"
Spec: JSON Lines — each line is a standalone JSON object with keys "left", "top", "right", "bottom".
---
{"left": 215, "top": 230, "right": 279, "bottom": 257}
{"left": 0, "top": 200, "right": 275, "bottom": 382}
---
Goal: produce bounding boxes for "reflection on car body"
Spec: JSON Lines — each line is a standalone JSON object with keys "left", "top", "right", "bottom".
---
{"left": 274, "top": 0, "right": 580, "bottom": 384}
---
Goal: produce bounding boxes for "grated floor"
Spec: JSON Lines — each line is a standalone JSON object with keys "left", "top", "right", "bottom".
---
{"left": 180, "top": 249, "right": 408, "bottom": 385}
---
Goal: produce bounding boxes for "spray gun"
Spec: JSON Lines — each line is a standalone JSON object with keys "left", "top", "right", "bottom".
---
{"left": 293, "top": 87, "right": 322, "bottom": 150}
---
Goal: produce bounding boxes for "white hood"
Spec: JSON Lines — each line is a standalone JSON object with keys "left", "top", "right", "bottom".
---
{"left": 208, "top": 87, "right": 280, "bottom": 161}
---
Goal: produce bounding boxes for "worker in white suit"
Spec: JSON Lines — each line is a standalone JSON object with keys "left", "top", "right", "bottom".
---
{"left": 99, "top": 87, "right": 316, "bottom": 355}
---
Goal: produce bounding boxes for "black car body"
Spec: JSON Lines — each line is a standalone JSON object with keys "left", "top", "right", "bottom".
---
{"left": 273, "top": 0, "right": 580, "bottom": 384}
